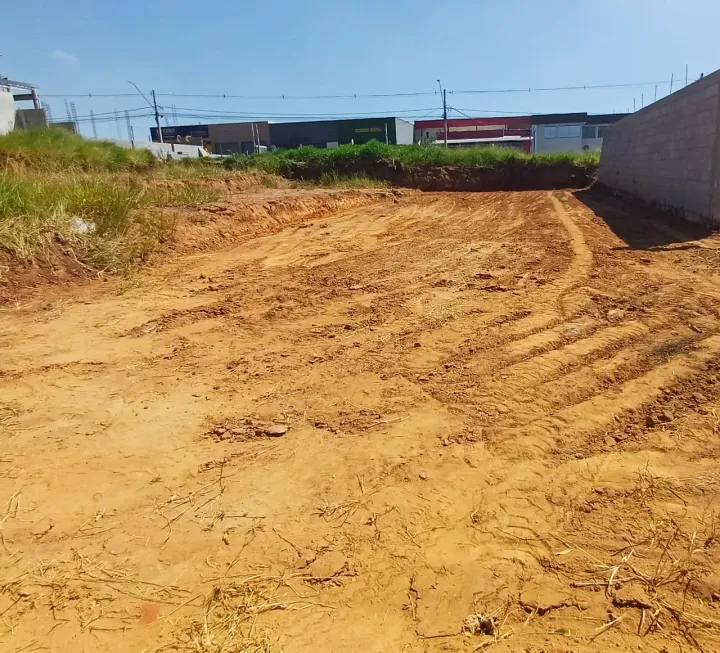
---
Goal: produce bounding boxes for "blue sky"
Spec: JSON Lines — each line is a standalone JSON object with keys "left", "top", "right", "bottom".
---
{"left": 3, "top": 0, "right": 719, "bottom": 139}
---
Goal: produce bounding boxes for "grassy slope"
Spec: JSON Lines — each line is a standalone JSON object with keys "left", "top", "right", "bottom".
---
{"left": 0, "top": 130, "right": 226, "bottom": 272}
{"left": 223, "top": 140, "right": 600, "bottom": 174}
{"left": 0, "top": 128, "right": 157, "bottom": 171}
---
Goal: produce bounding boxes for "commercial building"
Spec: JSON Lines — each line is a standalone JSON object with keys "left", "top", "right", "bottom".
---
{"left": 150, "top": 113, "right": 631, "bottom": 156}
{"left": 152, "top": 117, "right": 413, "bottom": 152}
{"left": 531, "top": 113, "right": 628, "bottom": 154}
{"left": 599, "top": 69, "right": 720, "bottom": 225}
{"left": 271, "top": 117, "right": 413, "bottom": 149}
{"left": 414, "top": 117, "right": 533, "bottom": 152}
{"left": 269, "top": 120, "right": 337, "bottom": 149}
{"left": 151, "top": 122, "right": 270, "bottom": 155}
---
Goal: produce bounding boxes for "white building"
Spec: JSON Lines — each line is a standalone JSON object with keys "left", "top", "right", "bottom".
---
{"left": 108, "top": 139, "right": 211, "bottom": 160}
{"left": 531, "top": 113, "right": 629, "bottom": 154}
{"left": 0, "top": 88, "right": 15, "bottom": 135}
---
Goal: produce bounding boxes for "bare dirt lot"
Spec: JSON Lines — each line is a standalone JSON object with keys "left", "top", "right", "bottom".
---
{"left": 2, "top": 188, "right": 720, "bottom": 652}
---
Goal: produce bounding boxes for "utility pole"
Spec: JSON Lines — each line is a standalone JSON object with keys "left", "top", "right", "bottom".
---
{"left": 128, "top": 81, "right": 163, "bottom": 143}
{"left": 437, "top": 79, "right": 448, "bottom": 148}
{"left": 90, "top": 109, "right": 97, "bottom": 138}
{"left": 685, "top": 64, "right": 689, "bottom": 87}
{"left": 151, "top": 89, "right": 163, "bottom": 143}
{"left": 670, "top": 73, "right": 674, "bottom": 94}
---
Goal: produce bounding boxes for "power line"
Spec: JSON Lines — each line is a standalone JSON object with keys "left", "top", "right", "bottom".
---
{"left": 40, "top": 77, "right": 699, "bottom": 100}
{"left": 451, "top": 79, "right": 694, "bottom": 94}
{"left": 52, "top": 106, "right": 147, "bottom": 121}
{"left": 450, "top": 107, "right": 535, "bottom": 116}
{"left": 169, "top": 106, "right": 437, "bottom": 117}
{"left": 51, "top": 110, "right": 442, "bottom": 125}
{"left": 50, "top": 112, "right": 154, "bottom": 124}
{"left": 42, "top": 91, "right": 438, "bottom": 100}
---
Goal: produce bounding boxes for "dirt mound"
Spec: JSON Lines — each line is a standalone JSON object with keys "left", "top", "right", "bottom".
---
{"left": 0, "top": 247, "right": 94, "bottom": 305}
{"left": 169, "top": 188, "right": 392, "bottom": 255}
{"left": 0, "top": 188, "right": 391, "bottom": 305}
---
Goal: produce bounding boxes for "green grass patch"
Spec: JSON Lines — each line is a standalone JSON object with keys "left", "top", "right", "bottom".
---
{"left": 292, "top": 172, "right": 388, "bottom": 189}
{"left": 0, "top": 130, "right": 239, "bottom": 271}
{"left": 0, "top": 170, "right": 219, "bottom": 269}
{"left": 0, "top": 128, "right": 157, "bottom": 172}
{"left": 223, "top": 141, "right": 599, "bottom": 175}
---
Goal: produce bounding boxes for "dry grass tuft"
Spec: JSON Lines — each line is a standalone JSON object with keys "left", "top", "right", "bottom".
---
{"left": 183, "top": 579, "right": 280, "bottom": 653}
{"left": 558, "top": 473, "right": 720, "bottom": 648}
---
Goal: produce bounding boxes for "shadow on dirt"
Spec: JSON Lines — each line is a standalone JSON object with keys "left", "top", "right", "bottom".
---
{"left": 574, "top": 186, "right": 715, "bottom": 251}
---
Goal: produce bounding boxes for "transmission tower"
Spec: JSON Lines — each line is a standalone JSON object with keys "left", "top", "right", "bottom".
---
{"left": 70, "top": 102, "right": 79, "bottom": 134}
{"left": 124, "top": 110, "right": 134, "bottom": 141}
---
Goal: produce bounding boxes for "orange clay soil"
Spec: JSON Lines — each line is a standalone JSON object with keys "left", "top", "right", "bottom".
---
{"left": 2, "top": 187, "right": 720, "bottom": 652}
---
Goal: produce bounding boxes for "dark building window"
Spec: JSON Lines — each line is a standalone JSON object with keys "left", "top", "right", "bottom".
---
{"left": 597, "top": 126, "right": 608, "bottom": 139}
{"left": 213, "top": 142, "right": 241, "bottom": 155}
{"left": 582, "top": 126, "right": 597, "bottom": 139}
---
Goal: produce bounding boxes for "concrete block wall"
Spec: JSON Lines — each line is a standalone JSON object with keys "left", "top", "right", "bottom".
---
{"left": 599, "top": 69, "right": 720, "bottom": 225}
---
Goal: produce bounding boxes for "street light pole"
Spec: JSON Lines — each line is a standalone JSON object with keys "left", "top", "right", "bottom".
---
{"left": 437, "top": 79, "right": 448, "bottom": 149}
{"left": 127, "top": 81, "right": 163, "bottom": 143}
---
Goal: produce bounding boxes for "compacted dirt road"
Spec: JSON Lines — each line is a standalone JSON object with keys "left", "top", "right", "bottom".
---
{"left": 2, "top": 188, "right": 720, "bottom": 652}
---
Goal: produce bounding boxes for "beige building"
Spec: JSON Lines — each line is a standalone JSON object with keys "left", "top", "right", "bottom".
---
{"left": 152, "top": 121, "right": 270, "bottom": 154}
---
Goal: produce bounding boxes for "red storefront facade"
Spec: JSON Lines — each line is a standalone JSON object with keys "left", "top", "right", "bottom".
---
{"left": 414, "top": 116, "right": 533, "bottom": 152}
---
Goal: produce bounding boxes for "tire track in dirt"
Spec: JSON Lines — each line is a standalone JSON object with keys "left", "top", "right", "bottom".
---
{"left": 353, "top": 191, "right": 592, "bottom": 382}
{"left": 484, "top": 321, "right": 648, "bottom": 391}
{"left": 484, "top": 334, "right": 720, "bottom": 457}
{"left": 491, "top": 191, "right": 594, "bottom": 339}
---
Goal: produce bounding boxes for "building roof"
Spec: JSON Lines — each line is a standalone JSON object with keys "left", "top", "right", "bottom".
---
{"left": 529, "top": 113, "right": 587, "bottom": 125}
{"left": 585, "top": 113, "right": 630, "bottom": 125}
{"left": 529, "top": 112, "right": 631, "bottom": 126}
